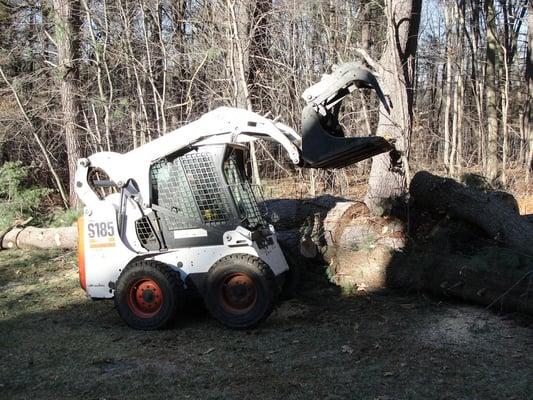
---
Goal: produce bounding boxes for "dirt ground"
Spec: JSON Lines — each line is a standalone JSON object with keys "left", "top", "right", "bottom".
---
{"left": 0, "top": 249, "right": 532, "bottom": 400}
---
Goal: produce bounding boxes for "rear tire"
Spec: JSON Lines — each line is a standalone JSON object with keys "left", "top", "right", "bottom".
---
{"left": 114, "top": 260, "right": 183, "bottom": 330}
{"left": 205, "top": 254, "right": 277, "bottom": 329}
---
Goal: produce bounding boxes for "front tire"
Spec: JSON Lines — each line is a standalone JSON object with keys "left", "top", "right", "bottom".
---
{"left": 114, "top": 260, "right": 183, "bottom": 330}
{"left": 205, "top": 254, "right": 277, "bottom": 329}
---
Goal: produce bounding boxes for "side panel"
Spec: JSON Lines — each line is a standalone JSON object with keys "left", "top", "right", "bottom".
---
{"left": 81, "top": 208, "right": 289, "bottom": 299}
{"left": 81, "top": 203, "right": 138, "bottom": 298}
{"left": 151, "top": 239, "right": 290, "bottom": 295}
{"left": 253, "top": 235, "right": 289, "bottom": 276}
{"left": 152, "top": 241, "right": 289, "bottom": 279}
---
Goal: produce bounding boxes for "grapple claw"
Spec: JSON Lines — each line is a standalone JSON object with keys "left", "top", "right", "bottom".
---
{"left": 300, "top": 62, "right": 392, "bottom": 169}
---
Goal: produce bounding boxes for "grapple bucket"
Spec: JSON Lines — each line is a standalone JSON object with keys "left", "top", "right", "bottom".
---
{"left": 301, "top": 106, "right": 392, "bottom": 169}
{"left": 300, "top": 63, "right": 393, "bottom": 169}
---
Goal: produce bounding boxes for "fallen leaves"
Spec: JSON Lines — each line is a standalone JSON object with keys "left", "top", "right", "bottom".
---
{"left": 200, "top": 347, "right": 215, "bottom": 355}
{"left": 341, "top": 344, "right": 354, "bottom": 355}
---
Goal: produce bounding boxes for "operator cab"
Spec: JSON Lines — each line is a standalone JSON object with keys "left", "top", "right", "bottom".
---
{"left": 137, "top": 144, "right": 267, "bottom": 251}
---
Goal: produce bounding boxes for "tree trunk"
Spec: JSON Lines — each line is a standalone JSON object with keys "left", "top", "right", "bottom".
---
{"left": 52, "top": 0, "right": 82, "bottom": 208}
{"left": 443, "top": 3, "right": 453, "bottom": 171}
{"left": 469, "top": 0, "right": 485, "bottom": 169}
{"left": 248, "top": 0, "right": 272, "bottom": 112}
{"left": 268, "top": 197, "right": 407, "bottom": 288}
{"left": 501, "top": 45, "right": 510, "bottom": 185}
{"left": 365, "top": 0, "right": 422, "bottom": 215}
{"left": 227, "top": 0, "right": 262, "bottom": 186}
{"left": 485, "top": 0, "right": 499, "bottom": 182}
{"left": 453, "top": 0, "right": 465, "bottom": 177}
{"left": 526, "top": 1, "right": 533, "bottom": 182}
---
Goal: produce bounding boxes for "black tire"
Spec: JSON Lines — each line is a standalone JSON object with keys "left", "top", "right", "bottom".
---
{"left": 205, "top": 254, "right": 277, "bottom": 329}
{"left": 114, "top": 260, "right": 183, "bottom": 330}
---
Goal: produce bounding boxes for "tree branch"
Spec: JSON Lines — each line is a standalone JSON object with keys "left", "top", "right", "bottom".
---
{"left": 354, "top": 48, "right": 382, "bottom": 74}
{"left": 0, "top": 66, "right": 69, "bottom": 208}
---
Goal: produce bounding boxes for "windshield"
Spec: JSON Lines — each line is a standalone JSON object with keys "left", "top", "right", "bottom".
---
{"left": 224, "top": 149, "right": 265, "bottom": 230}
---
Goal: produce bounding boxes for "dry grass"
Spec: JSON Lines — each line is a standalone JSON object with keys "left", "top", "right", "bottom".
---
{"left": 1, "top": 250, "right": 532, "bottom": 399}
{"left": 517, "top": 195, "right": 533, "bottom": 215}
{"left": 263, "top": 167, "right": 532, "bottom": 205}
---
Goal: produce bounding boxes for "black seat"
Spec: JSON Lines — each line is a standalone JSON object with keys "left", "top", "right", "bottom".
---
{"left": 300, "top": 105, "right": 392, "bottom": 169}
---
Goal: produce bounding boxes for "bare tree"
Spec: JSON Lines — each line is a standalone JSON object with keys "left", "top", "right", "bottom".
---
{"left": 363, "top": 0, "right": 423, "bottom": 214}
{"left": 485, "top": 0, "right": 499, "bottom": 182}
{"left": 52, "top": 0, "right": 82, "bottom": 207}
{"left": 0, "top": 0, "right": 531, "bottom": 207}
{"left": 527, "top": 1, "right": 533, "bottom": 182}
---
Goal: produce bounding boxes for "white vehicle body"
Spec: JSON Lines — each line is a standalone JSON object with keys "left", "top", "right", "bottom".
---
{"left": 76, "top": 107, "right": 298, "bottom": 299}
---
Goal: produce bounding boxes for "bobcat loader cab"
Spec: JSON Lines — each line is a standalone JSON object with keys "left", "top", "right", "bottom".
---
{"left": 75, "top": 62, "right": 392, "bottom": 330}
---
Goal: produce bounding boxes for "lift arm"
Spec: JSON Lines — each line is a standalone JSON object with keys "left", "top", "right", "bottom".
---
{"left": 75, "top": 108, "right": 303, "bottom": 208}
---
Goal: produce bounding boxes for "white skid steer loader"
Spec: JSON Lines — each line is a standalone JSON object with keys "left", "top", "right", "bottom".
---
{"left": 75, "top": 63, "right": 392, "bottom": 330}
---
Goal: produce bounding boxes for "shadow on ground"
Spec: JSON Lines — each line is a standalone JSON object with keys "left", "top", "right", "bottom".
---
{"left": 0, "top": 249, "right": 532, "bottom": 400}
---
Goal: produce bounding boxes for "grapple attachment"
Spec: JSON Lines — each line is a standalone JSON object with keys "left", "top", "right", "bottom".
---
{"left": 300, "top": 62, "right": 393, "bottom": 169}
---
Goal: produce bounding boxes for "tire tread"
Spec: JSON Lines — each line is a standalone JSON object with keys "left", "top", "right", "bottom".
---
{"left": 206, "top": 254, "right": 278, "bottom": 329}
{"left": 114, "top": 260, "right": 184, "bottom": 330}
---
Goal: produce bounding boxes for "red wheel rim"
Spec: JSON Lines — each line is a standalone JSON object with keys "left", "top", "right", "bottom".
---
{"left": 127, "top": 278, "right": 163, "bottom": 318}
{"left": 218, "top": 272, "right": 257, "bottom": 314}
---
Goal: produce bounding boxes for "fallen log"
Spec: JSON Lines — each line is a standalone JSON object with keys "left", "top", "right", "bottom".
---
{"left": 0, "top": 225, "right": 77, "bottom": 250}
{"left": 272, "top": 176, "right": 533, "bottom": 314}
{"left": 410, "top": 171, "right": 533, "bottom": 257}
{"left": 271, "top": 198, "right": 407, "bottom": 290}
{"left": 385, "top": 214, "right": 532, "bottom": 311}
{"left": 418, "top": 247, "right": 532, "bottom": 314}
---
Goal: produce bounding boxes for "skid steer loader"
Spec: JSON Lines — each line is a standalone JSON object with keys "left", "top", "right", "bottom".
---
{"left": 75, "top": 62, "right": 392, "bottom": 330}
